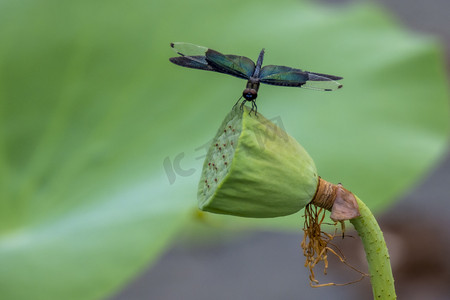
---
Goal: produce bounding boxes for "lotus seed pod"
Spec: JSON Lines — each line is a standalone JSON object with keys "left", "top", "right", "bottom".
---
{"left": 197, "top": 106, "right": 319, "bottom": 217}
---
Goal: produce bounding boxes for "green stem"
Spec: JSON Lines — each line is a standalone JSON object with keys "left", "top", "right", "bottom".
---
{"left": 350, "top": 196, "right": 396, "bottom": 300}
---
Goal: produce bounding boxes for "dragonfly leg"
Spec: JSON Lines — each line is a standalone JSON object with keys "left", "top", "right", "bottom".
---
{"left": 233, "top": 96, "right": 243, "bottom": 109}
{"left": 248, "top": 100, "right": 257, "bottom": 116}
{"left": 239, "top": 99, "right": 246, "bottom": 111}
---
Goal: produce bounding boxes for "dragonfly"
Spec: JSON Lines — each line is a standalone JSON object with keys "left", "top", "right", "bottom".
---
{"left": 169, "top": 42, "right": 343, "bottom": 114}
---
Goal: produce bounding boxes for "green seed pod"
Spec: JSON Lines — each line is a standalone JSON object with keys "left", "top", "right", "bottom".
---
{"left": 198, "top": 106, "right": 319, "bottom": 217}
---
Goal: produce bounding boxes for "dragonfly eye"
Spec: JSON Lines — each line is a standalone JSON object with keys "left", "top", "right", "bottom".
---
{"left": 243, "top": 88, "right": 257, "bottom": 100}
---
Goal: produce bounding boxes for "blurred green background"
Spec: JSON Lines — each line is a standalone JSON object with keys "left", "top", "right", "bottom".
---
{"left": 0, "top": 0, "right": 449, "bottom": 299}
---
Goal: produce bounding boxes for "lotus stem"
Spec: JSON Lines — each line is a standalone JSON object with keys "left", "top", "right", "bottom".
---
{"left": 350, "top": 196, "right": 397, "bottom": 299}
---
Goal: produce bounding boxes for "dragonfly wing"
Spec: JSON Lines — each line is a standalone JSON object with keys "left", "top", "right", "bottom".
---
{"left": 205, "top": 50, "right": 254, "bottom": 79}
{"left": 169, "top": 56, "right": 217, "bottom": 72}
{"left": 260, "top": 65, "right": 309, "bottom": 87}
{"left": 170, "top": 42, "right": 210, "bottom": 66}
{"left": 170, "top": 42, "right": 208, "bottom": 56}
{"left": 260, "top": 65, "right": 343, "bottom": 91}
{"left": 170, "top": 42, "right": 253, "bottom": 79}
{"left": 307, "top": 71, "right": 343, "bottom": 81}
{"left": 302, "top": 71, "right": 343, "bottom": 91}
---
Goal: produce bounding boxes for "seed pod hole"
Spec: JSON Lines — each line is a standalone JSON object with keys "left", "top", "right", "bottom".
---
{"left": 199, "top": 108, "right": 243, "bottom": 200}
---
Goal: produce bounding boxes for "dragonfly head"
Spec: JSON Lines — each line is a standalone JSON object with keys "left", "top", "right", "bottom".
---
{"left": 243, "top": 88, "right": 258, "bottom": 101}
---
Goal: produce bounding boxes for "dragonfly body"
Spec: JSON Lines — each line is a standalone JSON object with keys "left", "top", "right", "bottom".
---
{"left": 169, "top": 42, "right": 343, "bottom": 113}
{"left": 242, "top": 48, "right": 264, "bottom": 102}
